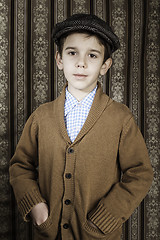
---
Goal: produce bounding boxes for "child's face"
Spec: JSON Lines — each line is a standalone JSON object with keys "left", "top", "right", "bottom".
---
{"left": 56, "top": 33, "right": 112, "bottom": 98}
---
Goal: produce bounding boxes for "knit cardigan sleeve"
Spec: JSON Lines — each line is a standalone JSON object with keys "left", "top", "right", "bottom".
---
{"left": 88, "top": 116, "right": 153, "bottom": 234}
{"left": 9, "top": 111, "right": 46, "bottom": 221}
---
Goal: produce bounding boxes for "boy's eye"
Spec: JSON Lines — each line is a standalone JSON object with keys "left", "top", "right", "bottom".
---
{"left": 89, "top": 53, "right": 97, "bottom": 58}
{"left": 68, "top": 51, "right": 76, "bottom": 56}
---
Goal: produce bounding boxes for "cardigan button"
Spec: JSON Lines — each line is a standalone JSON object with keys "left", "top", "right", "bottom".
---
{"left": 65, "top": 173, "right": 72, "bottom": 179}
{"left": 63, "top": 223, "right": 69, "bottom": 229}
{"left": 65, "top": 199, "right": 71, "bottom": 205}
{"left": 68, "top": 148, "right": 74, "bottom": 153}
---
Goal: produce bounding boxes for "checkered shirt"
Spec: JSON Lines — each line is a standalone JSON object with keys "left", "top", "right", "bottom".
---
{"left": 64, "top": 86, "right": 97, "bottom": 142}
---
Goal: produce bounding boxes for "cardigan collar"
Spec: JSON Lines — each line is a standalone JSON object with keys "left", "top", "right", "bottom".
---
{"left": 56, "top": 82, "right": 113, "bottom": 145}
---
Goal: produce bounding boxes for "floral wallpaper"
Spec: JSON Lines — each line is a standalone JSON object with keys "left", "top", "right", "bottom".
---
{"left": 0, "top": 0, "right": 159, "bottom": 239}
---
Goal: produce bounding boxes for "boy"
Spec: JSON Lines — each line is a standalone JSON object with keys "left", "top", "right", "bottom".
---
{"left": 9, "top": 14, "right": 153, "bottom": 240}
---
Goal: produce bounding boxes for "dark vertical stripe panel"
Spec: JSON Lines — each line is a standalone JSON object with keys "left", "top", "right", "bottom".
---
{"left": 13, "top": 0, "right": 18, "bottom": 236}
{"left": 67, "top": 0, "right": 71, "bottom": 17}
{"left": 124, "top": 0, "right": 129, "bottom": 106}
{"left": 90, "top": 0, "right": 93, "bottom": 14}
{"left": 140, "top": 1, "right": 147, "bottom": 239}
{"left": 26, "top": 0, "right": 32, "bottom": 118}
{"left": 50, "top": 0, "right": 55, "bottom": 100}
{"left": 140, "top": 0, "right": 146, "bottom": 136}
{"left": 0, "top": 0, "right": 11, "bottom": 239}
{"left": 10, "top": 0, "right": 16, "bottom": 239}
{"left": 105, "top": 0, "right": 111, "bottom": 96}
{"left": 48, "top": 0, "right": 52, "bottom": 102}
{"left": 126, "top": 0, "right": 131, "bottom": 110}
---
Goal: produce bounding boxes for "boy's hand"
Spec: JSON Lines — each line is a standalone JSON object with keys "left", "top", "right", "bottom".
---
{"left": 88, "top": 219, "right": 99, "bottom": 230}
{"left": 30, "top": 202, "right": 49, "bottom": 226}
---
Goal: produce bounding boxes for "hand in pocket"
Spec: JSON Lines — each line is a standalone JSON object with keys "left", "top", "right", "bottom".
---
{"left": 30, "top": 202, "right": 49, "bottom": 226}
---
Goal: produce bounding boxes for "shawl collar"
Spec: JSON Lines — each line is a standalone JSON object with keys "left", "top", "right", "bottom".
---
{"left": 56, "top": 82, "right": 113, "bottom": 145}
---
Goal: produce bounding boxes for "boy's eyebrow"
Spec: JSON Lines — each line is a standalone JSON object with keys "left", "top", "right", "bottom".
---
{"left": 89, "top": 49, "right": 102, "bottom": 54}
{"left": 64, "top": 47, "right": 77, "bottom": 51}
{"left": 64, "top": 47, "right": 102, "bottom": 54}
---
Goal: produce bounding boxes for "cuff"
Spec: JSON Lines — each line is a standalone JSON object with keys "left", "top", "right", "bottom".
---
{"left": 18, "top": 188, "right": 46, "bottom": 222}
{"left": 88, "top": 203, "right": 123, "bottom": 234}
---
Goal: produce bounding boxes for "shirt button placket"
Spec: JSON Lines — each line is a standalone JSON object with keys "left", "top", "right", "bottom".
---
{"left": 61, "top": 146, "right": 75, "bottom": 237}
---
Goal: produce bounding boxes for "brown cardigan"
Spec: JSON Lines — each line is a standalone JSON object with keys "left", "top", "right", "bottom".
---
{"left": 9, "top": 83, "right": 153, "bottom": 240}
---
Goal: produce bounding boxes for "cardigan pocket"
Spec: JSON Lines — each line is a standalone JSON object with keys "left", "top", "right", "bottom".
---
{"left": 83, "top": 220, "right": 122, "bottom": 240}
{"left": 83, "top": 220, "right": 107, "bottom": 239}
{"left": 33, "top": 214, "right": 59, "bottom": 240}
{"left": 34, "top": 215, "right": 53, "bottom": 232}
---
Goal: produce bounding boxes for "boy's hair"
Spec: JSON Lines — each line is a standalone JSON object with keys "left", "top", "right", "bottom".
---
{"left": 57, "top": 30, "right": 112, "bottom": 63}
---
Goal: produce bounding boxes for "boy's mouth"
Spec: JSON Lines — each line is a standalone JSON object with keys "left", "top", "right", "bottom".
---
{"left": 73, "top": 74, "right": 88, "bottom": 79}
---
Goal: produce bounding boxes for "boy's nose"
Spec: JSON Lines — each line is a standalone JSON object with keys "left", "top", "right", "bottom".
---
{"left": 75, "top": 57, "right": 87, "bottom": 68}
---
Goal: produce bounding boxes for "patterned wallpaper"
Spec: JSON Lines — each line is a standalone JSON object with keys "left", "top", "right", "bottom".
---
{"left": 145, "top": 1, "right": 160, "bottom": 239}
{"left": 0, "top": 0, "right": 11, "bottom": 239}
{"left": 0, "top": 0, "right": 159, "bottom": 239}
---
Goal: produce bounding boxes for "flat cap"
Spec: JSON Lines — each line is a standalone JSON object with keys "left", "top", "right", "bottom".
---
{"left": 52, "top": 14, "right": 120, "bottom": 53}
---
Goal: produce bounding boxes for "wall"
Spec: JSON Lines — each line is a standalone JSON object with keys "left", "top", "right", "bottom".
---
{"left": 0, "top": 0, "right": 159, "bottom": 239}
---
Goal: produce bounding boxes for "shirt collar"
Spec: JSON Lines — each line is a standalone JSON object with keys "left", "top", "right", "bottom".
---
{"left": 64, "top": 85, "right": 97, "bottom": 117}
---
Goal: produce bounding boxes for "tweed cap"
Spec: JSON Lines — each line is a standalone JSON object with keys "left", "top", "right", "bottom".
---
{"left": 52, "top": 14, "right": 120, "bottom": 53}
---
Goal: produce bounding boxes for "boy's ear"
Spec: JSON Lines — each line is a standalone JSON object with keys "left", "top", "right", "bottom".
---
{"left": 55, "top": 51, "right": 63, "bottom": 70}
{"left": 100, "top": 58, "right": 112, "bottom": 76}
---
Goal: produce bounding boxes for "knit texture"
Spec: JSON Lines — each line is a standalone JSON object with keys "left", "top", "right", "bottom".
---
{"left": 9, "top": 83, "right": 153, "bottom": 240}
